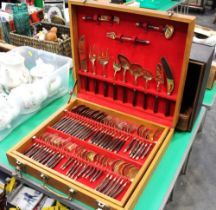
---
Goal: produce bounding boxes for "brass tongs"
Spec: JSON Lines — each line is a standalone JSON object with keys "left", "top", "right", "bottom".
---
{"left": 106, "top": 32, "right": 150, "bottom": 45}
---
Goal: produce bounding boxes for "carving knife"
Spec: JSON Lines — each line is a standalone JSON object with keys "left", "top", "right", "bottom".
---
{"left": 78, "top": 35, "right": 89, "bottom": 91}
{"left": 160, "top": 57, "right": 174, "bottom": 95}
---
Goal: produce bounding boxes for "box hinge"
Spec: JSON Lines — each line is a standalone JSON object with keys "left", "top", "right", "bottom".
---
{"left": 40, "top": 173, "right": 76, "bottom": 200}
{"left": 96, "top": 201, "right": 110, "bottom": 210}
{"left": 13, "top": 160, "right": 25, "bottom": 177}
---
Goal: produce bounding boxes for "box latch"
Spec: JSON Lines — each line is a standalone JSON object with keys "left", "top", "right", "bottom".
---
{"left": 14, "top": 160, "right": 25, "bottom": 177}
{"left": 96, "top": 201, "right": 110, "bottom": 210}
{"left": 40, "top": 173, "right": 76, "bottom": 200}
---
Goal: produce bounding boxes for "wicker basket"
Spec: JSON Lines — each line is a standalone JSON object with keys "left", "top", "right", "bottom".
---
{"left": 9, "top": 22, "right": 71, "bottom": 57}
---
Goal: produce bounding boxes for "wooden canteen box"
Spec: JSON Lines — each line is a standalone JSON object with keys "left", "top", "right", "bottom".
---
{"left": 7, "top": 1, "right": 195, "bottom": 210}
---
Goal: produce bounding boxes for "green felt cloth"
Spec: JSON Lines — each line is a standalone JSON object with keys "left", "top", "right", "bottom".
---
{"left": 134, "top": 107, "right": 206, "bottom": 210}
{"left": 203, "top": 83, "right": 216, "bottom": 108}
{"left": 126, "top": 0, "right": 182, "bottom": 11}
{"left": 0, "top": 71, "right": 206, "bottom": 209}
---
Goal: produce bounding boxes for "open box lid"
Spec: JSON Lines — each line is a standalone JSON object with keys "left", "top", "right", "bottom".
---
{"left": 69, "top": 0, "right": 195, "bottom": 128}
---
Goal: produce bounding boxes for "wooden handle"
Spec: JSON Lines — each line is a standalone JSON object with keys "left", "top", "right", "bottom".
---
{"left": 165, "top": 100, "right": 171, "bottom": 116}
{"left": 153, "top": 96, "right": 159, "bottom": 113}
{"left": 132, "top": 89, "right": 137, "bottom": 106}
{"left": 135, "top": 38, "right": 150, "bottom": 45}
{"left": 94, "top": 78, "right": 98, "bottom": 94}
{"left": 103, "top": 81, "right": 109, "bottom": 97}
{"left": 143, "top": 93, "right": 147, "bottom": 109}
{"left": 85, "top": 76, "right": 89, "bottom": 91}
{"left": 123, "top": 86, "right": 127, "bottom": 103}
{"left": 113, "top": 84, "right": 117, "bottom": 100}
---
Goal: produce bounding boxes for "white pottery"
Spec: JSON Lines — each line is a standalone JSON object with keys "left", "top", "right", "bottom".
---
{"left": 30, "top": 58, "right": 55, "bottom": 80}
{"left": 0, "top": 93, "right": 20, "bottom": 131}
{"left": 8, "top": 80, "right": 48, "bottom": 114}
{"left": 46, "top": 76, "right": 62, "bottom": 97}
{"left": 0, "top": 53, "right": 32, "bottom": 90}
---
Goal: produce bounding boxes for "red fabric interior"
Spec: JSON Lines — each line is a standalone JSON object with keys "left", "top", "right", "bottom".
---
{"left": 75, "top": 6, "right": 188, "bottom": 127}
{"left": 22, "top": 111, "right": 160, "bottom": 201}
{"left": 24, "top": 133, "right": 131, "bottom": 201}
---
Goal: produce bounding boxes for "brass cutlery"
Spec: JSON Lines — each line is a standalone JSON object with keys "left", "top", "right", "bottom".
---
{"left": 143, "top": 70, "right": 153, "bottom": 89}
{"left": 106, "top": 32, "right": 150, "bottom": 45}
{"left": 98, "top": 49, "right": 109, "bottom": 97}
{"left": 113, "top": 60, "right": 121, "bottom": 100}
{"left": 89, "top": 45, "right": 97, "bottom": 75}
{"left": 136, "top": 22, "right": 174, "bottom": 39}
{"left": 78, "top": 35, "right": 89, "bottom": 91}
{"left": 82, "top": 15, "right": 120, "bottom": 24}
{"left": 118, "top": 54, "right": 130, "bottom": 103}
{"left": 89, "top": 45, "right": 98, "bottom": 94}
{"left": 143, "top": 70, "right": 152, "bottom": 110}
{"left": 130, "top": 64, "right": 144, "bottom": 106}
{"left": 153, "top": 64, "right": 164, "bottom": 113}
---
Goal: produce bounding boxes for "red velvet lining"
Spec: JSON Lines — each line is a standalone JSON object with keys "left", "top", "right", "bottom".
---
{"left": 24, "top": 135, "right": 131, "bottom": 201}
{"left": 75, "top": 6, "right": 188, "bottom": 127}
{"left": 48, "top": 112, "right": 157, "bottom": 165}
{"left": 22, "top": 110, "right": 160, "bottom": 200}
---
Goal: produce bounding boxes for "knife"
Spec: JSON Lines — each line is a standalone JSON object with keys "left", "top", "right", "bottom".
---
{"left": 160, "top": 57, "right": 174, "bottom": 95}
{"left": 78, "top": 35, "right": 89, "bottom": 91}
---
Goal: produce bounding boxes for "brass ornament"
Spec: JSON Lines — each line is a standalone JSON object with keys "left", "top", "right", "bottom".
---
{"left": 164, "top": 25, "right": 174, "bottom": 39}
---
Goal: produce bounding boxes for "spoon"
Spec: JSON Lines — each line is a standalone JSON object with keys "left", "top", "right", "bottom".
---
{"left": 118, "top": 54, "right": 131, "bottom": 103}
{"left": 130, "top": 64, "right": 144, "bottom": 106}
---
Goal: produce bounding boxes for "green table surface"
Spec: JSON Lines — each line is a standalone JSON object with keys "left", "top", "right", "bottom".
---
{"left": 203, "top": 83, "right": 216, "bottom": 108}
{"left": 126, "top": 0, "right": 183, "bottom": 11}
{"left": 0, "top": 74, "right": 206, "bottom": 210}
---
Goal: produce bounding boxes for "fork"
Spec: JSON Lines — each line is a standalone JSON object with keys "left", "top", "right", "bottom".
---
{"left": 89, "top": 45, "right": 98, "bottom": 94}
{"left": 98, "top": 49, "right": 109, "bottom": 97}
{"left": 98, "top": 49, "right": 109, "bottom": 77}
{"left": 89, "top": 45, "right": 97, "bottom": 75}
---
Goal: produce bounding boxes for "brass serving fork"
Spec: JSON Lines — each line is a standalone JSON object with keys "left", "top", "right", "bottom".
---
{"left": 98, "top": 49, "right": 109, "bottom": 77}
{"left": 89, "top": 45, "right": 98, "bottom": 94}
{"left": 113, "top": 60, "right": 121, "bottom": 100}
{"left": 98, "top": 49, "right": 109, "bottom": 97}
{"left": 89, "top": 45, "right": 97, "bottom": 75}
